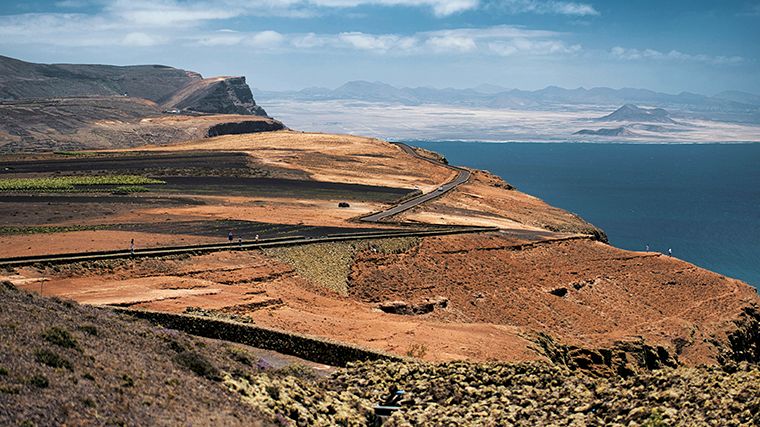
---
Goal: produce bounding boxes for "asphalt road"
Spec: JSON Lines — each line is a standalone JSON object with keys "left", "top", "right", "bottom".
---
{"left": 0, "top": 226, "right": 497, "bottom": 267}
{"left": 360, "top": 142, "right": 471, "bottom": 222}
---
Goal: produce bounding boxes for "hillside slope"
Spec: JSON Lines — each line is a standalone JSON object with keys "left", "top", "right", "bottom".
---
{"left": 0, "top": 56, "right": 282, "bottom": 152}
{"left": 0, "top": 55, "right": 267, "bottom": 116}
{"left": 0, "top": 281, "right": 268, "bottom": 426}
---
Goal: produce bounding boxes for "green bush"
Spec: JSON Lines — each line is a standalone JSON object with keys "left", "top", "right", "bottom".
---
{"left": 41, "top": 327, "right": 78, "bottom": 349}
{"left": 34, "top": 349, "right": 72, "bottom": 370}
{"left": 174, "top": 351, "right": 221, "bottom": 381}
{"left": 29, "top": 374, "right": 49, "bottom": 388}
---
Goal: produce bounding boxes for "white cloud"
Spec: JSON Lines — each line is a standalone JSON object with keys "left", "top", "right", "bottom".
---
{"left": 0, "top": 6, "right": 580, "bottom": 59}
{"left": 291, "top": 32, "right": 330, "bottom": 48}
{"left": 310, "top": 0, "right": 479, "bottom": 16}
{"left": 247, "top": 30, "right": 286, "bottom": 48}
{"left": 611, "top": 46, "right": 743, "bottom": 65}
{"left": 489, "top": 38, "right": 580, "bottom": 56}
{"left": 338, "top": 32, "right": 417, "bottom": 51}
{"left": 122, "top": 32, "right": 163, "bottom": 46}
{"left": 106, "top": 0, "right": 241, "bottom": 27}
{"left": 426, "top": 35, "right": 477, "bottom": 52}
{"left": 487, "top": 0, "right": 599, "bottom": 16}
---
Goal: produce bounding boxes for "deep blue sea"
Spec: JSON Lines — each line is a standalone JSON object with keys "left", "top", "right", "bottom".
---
{"left": 407, "top": 141, "right": 760, "bottom": 289}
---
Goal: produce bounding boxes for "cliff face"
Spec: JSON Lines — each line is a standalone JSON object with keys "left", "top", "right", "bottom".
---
{"left": 167, "top": 76, "right": 268, "bottom": 116}
{"left": 0, "top": 55, "right": 277, "bottom": 151}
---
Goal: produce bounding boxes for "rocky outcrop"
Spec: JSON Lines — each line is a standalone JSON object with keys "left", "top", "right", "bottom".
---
{"left": 534, "top": 333, "right": 678, "bottom": 377}
{"left": 719, "top": 305, "right": 760, "bottom": 365}
{"left": 378, "top": 297, "right": 449, "bottom": 315}
{"left": 166, "top": 77, "right": 269, "bottom": 117}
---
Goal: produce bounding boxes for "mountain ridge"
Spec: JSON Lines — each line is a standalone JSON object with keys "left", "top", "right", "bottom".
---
{"left": 0, "top": 55, "right": 267, "bottom": 116}
{"left": 256, "top": 81, "right": 760, "bottom": 124}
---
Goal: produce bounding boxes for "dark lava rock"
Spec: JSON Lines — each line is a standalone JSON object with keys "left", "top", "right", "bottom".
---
{"left": 206, "top": 120, "right": 285, "bottom": 137}
{"left": 549, "top": 287, "right": 568, "bottom": 297}
{"left": 378, "top": 297, "right": 449, "bottom": 315}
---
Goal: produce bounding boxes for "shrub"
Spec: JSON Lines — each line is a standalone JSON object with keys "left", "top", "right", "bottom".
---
{"left": 121, "top": 374, "right": 135, "bottom": 388}
{"left": 272, "top": 364, "right": 319, "bottom": 381}
{"left": 34, "top": 349, "right": 72, "bottom": 370}
{"left": 41, "top": 327, "right": 78, "bottom": 349}
{"left": 29, "top": 374, "right": 49, "bottom": 388}
{"left": 406, "top": 343, "right": 428, "bottom": 359}
{"left": 227, "top": 347, "right": 254, "bottom": 366}
{"left": 174, "top": 351, "right": 221, "bottom": 381}
{"left": 78, "top": 325, "right": 98, "bottom": 336}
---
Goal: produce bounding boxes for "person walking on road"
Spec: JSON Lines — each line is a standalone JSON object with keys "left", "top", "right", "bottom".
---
{"left": 668, "top": 248, "right": 672, "bottom": 257}
{"left": 129, "top": 239, "right": 135, "bottom": 256}
{"left": 228, "top": 231, "right": 234, "bottom": 242}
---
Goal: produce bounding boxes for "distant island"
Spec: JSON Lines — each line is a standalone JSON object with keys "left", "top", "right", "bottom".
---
{"left": 573, "top": 104, "right": 686, "bottom": 137}
{"left": 574, "top": 126, "right": 637, "bottom": 136}
{"left": 595, "top": 104, "right": 675, "bottom": 123}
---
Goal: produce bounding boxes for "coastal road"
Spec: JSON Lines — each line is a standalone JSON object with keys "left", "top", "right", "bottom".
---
{"left": 0, "top": 142, "right": 482, "bottom": 267}
{"left": 0, "top": 226, "right": 497, "bottom": 268}
{"left": 360, "top": 142, "right": 471, "bottom": 222}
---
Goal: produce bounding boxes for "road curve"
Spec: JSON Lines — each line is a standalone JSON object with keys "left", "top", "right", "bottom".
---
{"left": 0, "top": 143, "right": 484, "bottom": 267}
{"left": 360, "top": 142, "right": 471, "bottom": 222}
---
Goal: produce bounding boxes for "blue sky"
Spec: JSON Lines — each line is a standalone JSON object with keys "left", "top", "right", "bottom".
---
{"left": 1, "top": 0, "right": 758, "bottom": 93}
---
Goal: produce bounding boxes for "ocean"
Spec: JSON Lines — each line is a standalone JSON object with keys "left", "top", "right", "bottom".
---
{"left": 407, "top": 141, "right": 760, "bottom": 289}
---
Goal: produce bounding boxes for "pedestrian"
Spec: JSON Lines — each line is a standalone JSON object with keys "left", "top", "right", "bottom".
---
{"left": 645, "top": 244, "right": 649, "bottom": 251}
{"left": 129, "top": 238, "right": 135, "bottom": 256}
{"left": 238, "top": 237, "right": 243, "bottom": 248}
{"left": 668, "top": 248, "right": 672, "bottom": 257}
{"left": 228, "top": 231, "right": 233, "bottom": 242}
{"left": 255, "top": 234, "right": 259, "bottom": 241}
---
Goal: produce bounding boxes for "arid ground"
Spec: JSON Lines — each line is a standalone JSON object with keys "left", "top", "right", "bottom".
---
{"left": 2, "top": 130, "right": 758, "bottom": 370}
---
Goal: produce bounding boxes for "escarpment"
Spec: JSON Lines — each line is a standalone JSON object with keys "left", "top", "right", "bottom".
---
{"left": 0, "top": 55, "right": 278, "bottom": 151}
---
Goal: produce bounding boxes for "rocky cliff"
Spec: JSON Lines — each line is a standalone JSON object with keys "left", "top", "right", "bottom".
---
{"left": 0, "top": 55, "right": 278, "bottom": 151}
{"left": 163, "top": 76, "right": 268, "bottom": 116}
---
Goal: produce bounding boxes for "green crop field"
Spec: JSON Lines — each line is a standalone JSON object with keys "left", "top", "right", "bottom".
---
{"left": 0, "top": 175, "right": 165, "bottom": 193}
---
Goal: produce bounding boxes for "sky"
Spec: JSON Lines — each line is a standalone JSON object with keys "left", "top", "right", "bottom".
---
{"left": 0, "top": 0, "right": 759, "bottom": 94}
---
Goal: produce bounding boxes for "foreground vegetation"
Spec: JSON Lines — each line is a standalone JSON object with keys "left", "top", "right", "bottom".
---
{"left": 0, "top": 175, "right": 164, "bottom": 193}
{"left": 1, "top": 281, "right": 758, "bottom": 426}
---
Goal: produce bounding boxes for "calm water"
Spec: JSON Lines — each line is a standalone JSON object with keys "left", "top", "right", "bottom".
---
{"left": 408, "top": 141, "right": 760, "bottom": 289}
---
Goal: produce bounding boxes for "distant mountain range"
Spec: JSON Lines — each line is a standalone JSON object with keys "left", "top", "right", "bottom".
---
{"left": 256, "top": 81, "right": 760, "bottom": 124}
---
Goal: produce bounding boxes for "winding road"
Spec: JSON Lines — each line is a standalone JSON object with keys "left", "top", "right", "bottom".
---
{"left": 0, "top": 142, "right": 486, "bottom": 267}
{"left": 360, "top": 142, "right": 471, "bottom": 222}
